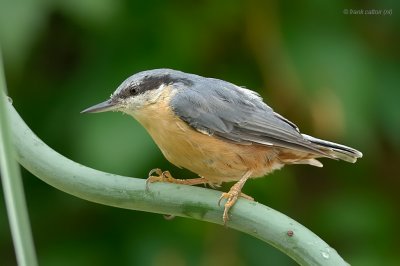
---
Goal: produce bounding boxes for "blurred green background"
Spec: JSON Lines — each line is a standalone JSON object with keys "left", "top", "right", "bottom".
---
{"left": 1, "top": 0, "right": 399, "bottom": 265}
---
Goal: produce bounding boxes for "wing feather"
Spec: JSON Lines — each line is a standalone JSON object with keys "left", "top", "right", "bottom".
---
{"left": 170, "top": 77, "right": 328, "bottom": 156}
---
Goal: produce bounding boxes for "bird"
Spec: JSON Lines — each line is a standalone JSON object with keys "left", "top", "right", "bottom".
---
{"left": 81, "top": 69, "right": 363, "bottom": 224}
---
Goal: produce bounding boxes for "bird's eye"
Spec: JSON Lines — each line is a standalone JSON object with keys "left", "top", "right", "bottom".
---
{"left": 129, "top": 86, "right": 139, "bottom": 95}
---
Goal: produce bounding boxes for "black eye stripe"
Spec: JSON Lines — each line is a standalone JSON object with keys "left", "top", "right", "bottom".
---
{"left": 114, "top": 74, "right": 193, "bottom": 100}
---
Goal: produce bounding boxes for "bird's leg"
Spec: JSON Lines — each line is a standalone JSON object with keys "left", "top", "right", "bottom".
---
{"left": 146, "top": 168, "right": 208, "bottom": 190}
{"left": 218, "top": 171, "right": 253, "bottom": 225}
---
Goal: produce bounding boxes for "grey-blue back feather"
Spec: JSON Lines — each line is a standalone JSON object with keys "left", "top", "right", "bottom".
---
{"left": 170, "top": 73, "right": 327, "bottom": 155}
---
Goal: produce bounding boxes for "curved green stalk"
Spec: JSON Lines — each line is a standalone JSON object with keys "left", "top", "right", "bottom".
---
{"left": 0, "top": 53, "right": 38, "bottom": 265}
{"left": 4, "top": 97, "right": 348, "bottom": 266}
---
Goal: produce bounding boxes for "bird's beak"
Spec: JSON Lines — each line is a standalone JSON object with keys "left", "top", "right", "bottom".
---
{"left": 81, "top": 99, "right": 118, "bottom": 114}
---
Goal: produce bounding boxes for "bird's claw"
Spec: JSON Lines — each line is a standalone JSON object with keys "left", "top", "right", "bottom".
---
{"left": 218, "top": 189, "right": 254, "bottom": 225}
{"left": 218, "top": 190, "right": 241, "bottom": 225}
{"left": 146, "top": 168, "right": 174, "bottom": 190}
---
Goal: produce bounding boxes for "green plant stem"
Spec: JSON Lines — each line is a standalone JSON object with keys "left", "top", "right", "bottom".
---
{"left": 3, "top": 98, "right": 349, "bottom": 266}
{"left": 0, "top": 53, "right": 38, "bottom": 265}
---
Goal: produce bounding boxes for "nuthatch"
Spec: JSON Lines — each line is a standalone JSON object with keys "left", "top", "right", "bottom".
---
{"left": 82, "top": 69, "right": 362, "bottom": 224}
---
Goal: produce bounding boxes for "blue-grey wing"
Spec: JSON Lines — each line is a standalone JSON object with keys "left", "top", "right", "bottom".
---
{"left": 170, "top": 77, "right": 323, "bottom": 154}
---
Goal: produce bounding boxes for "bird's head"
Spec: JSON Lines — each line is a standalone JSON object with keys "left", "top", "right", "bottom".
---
{"left": 81, "top": 69, "right": 193, "bottom": 115}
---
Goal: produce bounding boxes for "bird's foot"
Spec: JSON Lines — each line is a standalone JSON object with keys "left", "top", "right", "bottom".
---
{"left": 146, "top": 168, "right": 172, "bottom": 189}
{"left": 217, "top": 172, "right": 253, "bottom": 225}
{"left": 146, "top": 168, "right": 208, "bottom": 190}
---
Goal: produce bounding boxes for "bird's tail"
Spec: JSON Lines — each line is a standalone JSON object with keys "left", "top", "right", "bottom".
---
{"left": 302, "top": 134, "right": 363, "bottom": 163}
